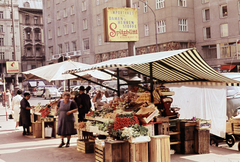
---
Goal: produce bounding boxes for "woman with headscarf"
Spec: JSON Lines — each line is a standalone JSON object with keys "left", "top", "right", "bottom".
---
{"left": 19, "top": 91, "right": 34, "bottom": 135}
{"left": 12, "top": 89, "right": 23, "bottom": 129}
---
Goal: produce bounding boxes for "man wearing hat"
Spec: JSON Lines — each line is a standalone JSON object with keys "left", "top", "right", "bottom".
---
{"left": 74, "top": 86, "right": 91, "bottom": 122}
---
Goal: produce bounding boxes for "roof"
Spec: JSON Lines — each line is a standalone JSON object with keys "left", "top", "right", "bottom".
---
{"left": 64, "top": 48, "right": 240, "bottom": 84}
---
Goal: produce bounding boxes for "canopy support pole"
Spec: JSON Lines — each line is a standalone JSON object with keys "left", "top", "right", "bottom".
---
{"left": 70, "top": 73, "right": 117, "bottom": 92}
{"left": 117, "top": 68, "right": 120, "bottom": 97}
{"left": 150, "top": 63, "right": 154, "bottom": 102}
{"left": 68, "top": 79, "right": 70, "bottom": 92}
{"left": 100, "top": 69, "right": 149, "bottom": 92}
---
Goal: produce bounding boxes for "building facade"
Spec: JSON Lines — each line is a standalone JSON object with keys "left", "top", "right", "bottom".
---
{"left": 0, "top": 0, "right": 21, "bottom": 90}
{"left": 194, "top": 0, "right": 240, "bottom": 72}
{"left": 19, "top": 0, "right": 45, "bottom": 72}
{"left": 42, "top": 0, "right": 240, "bottom": 75}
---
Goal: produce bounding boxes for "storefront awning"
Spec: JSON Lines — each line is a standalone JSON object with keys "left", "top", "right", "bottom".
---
{"left": 64, "top": 48, "right": 240, "bottom": 85}
{"left": 220, "top": 65, "right": 236, "bottom": 71}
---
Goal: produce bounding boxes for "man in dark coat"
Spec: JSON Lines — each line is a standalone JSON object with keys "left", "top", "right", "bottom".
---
{"left": 74, "top": 86, "right": 91, "bottom": 122}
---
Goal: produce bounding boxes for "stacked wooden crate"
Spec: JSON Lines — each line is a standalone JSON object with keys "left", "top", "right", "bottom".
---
{"left": 77, "top": 139, "right": 95, "bottom": 153}
{"left": 157, "top": 117, "right": 169, "bottom": 135}
{"left": 180, "top": 122, "right": 196, "bottom": 154}
{"left": 95, "top": 144, "right": 105, "bottom": 162}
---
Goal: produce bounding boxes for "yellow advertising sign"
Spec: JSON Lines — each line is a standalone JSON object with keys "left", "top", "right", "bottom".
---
{"left": 103, "top": 7, "right": 139, "bottom": 42}
{"left": 6, "top": 61, "right": 19, "bottom": 73}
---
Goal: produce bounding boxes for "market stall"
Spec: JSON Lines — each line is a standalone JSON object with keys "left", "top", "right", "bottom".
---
{"left": 63, "top": 48, "right": 240, "bottom": 160}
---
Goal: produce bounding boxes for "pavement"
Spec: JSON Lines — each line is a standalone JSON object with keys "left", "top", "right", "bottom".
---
{"left": 0, "top": 103, "right": 240, "bottom": 162}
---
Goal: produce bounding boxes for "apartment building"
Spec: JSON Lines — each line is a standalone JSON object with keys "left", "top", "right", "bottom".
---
{"left": 0, "top": 0, "right": 21, "bottom": 90}
{"left": 19, "top": 0, "right": 44, "bottom": 72}
{"left": 194, "top": 0, "right": 240, "bottom": 72}
{"left": 43, "top": 0, "right": 196, "bottom": 66}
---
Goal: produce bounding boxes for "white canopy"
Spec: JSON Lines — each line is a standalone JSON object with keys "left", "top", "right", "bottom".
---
{"left": 22, "top": 60, "right": 113, "bottom": 82}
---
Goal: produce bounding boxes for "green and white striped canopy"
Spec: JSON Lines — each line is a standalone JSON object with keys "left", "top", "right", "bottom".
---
{"left": 64, "top": 48, "right": 240, "bottom": 85}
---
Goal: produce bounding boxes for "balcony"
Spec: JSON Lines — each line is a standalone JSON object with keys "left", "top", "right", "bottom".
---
{"left": 51, "top": 50, "right": 81, "bottom": 60}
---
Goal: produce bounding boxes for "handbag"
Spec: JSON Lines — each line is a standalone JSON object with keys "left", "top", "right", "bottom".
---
{"left": 9, "top": 114, "right": 13, "bottom": 119}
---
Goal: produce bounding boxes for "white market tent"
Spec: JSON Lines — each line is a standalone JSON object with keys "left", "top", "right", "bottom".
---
{"left": 22, "top": 60, "right": 113, "bottom": 82}
{"left": 65, "top": 48, "right": 240, "bottom": 138}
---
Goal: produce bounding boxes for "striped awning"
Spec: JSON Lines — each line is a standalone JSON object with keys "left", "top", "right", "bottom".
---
{"left": 64, "top": 48, "right": 240, "bottom": 84}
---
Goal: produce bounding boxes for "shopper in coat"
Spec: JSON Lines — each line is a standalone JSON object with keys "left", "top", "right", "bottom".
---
{"left": 55, "top": 92, "right": 78, "bottom": 148}
{"left": 74, "top": 86, "right": 92, "bottom": 122}
{"left": 12, "top": 89, "right": 23, "bottom": 129}
{"left": 19, "top": 91, "right": 34, "bottom": 135}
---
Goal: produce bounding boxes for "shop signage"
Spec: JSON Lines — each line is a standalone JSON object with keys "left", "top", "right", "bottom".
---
{"left": 103, "top": 7, "right": 139, "bottom": 42}
{"left": 6, "top": 61, "right": 19, "bottom": 73}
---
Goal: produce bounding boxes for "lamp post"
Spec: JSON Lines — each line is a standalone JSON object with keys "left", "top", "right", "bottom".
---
{"left": 139, "top": 0, "right": 158, "bottom": 52}
{"left": 11, "top": 0, "right": 19, "bottom": 93}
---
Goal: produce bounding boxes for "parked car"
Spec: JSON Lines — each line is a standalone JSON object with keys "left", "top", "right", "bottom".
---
{"left": 43, "top": 87, "right": 61, "bottom": 99}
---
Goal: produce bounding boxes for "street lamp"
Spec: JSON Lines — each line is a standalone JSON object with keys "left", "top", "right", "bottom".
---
{"left": 138, "top": 0, "right": 158, "bottom": 52}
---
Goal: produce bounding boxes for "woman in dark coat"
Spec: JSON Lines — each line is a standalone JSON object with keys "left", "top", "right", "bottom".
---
{"left": 55, "top": 92, "right": 78, "bottom": 148}
{"left": 19, "top": 91, "right": 34, "bottom": 136}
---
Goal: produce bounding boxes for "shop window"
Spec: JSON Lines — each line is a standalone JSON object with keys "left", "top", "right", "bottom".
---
{"left": 202, "top": 45, "right": 217, "bottom": 59}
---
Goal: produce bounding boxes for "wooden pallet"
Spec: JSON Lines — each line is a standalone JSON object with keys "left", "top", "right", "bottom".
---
{"left": 95, "top": 144, "right": 105, "bottom": 162}
{"left": 77, "top": 139, "right": 95, "bottom": 153}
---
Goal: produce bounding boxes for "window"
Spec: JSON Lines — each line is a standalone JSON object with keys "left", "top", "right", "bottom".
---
{"left": 202, "top": 0, "right": 209, "bottom": 3}
{"left": 71, "top": 22, "right": 75, "bottom": 32}
{"left": 48, "top": 14, "right": 51, "bottom": 23}
{"left": 72, "top": 41, "right": 77, "bottom": 51}
{"left": 97, "top": 14, "right": 101, "bottom": 26}
{"left": 203, "top": 27, "right": 211, "bottom": 39}
{"left": 98, "top": 34, "right": 102, "bottom": 45}
{"left": 156, "top": 0, "right": 164, "bottom": 9}
{"left": 202, "top": 8, "right": 210, "bottom": 21}
{"left": 25, "top": 15, "right": 29, "bottom": 24}
{"left": 11, "top": 25, "right": 12, "bottom": 32}
{"left": 26, "top": 31, "right": 30, "bottom": 39}
{"left": 157, "top": 20, "right": 166, "bottom": 33}
{"left": 57, "top": 11, "right": 60, "bottom": 20}
{"left": 34, "top": 16, "right": 39, "bottom": 24}
{"left": 238, "top": 1, "right": 240, "bottom": 14}
{"left": 57, "top": 27, "right": 61, "bottom": 36}
{"left": 12, "top": 52, "right": 14, "bottom": 60}
{"left": 133, "top": 3, "right": 138, "bottom": 8}
{"left": 48, "top": 30, "right": 52, "bottom": 39}
{"left": 24, "top": 2, "right": 30, "bottom": 7}
{"left": 56, "top": 0, "right": 59, "bottom": 4}
{"left": 71, "top": 5, "right": 75, "bottom": 15}
{"left": 64, "top": 8, "right": 67, "bottom": 17}
{"left": 144, "top": 1, "right": 148, "bottom": 13}
{"left": 0, "top": 52, "right": 4, "bottom": 60}
{"left": 49, "top": 46, "right": 53, "bottom": 60}
{"left": 0, "top": 11, "right": 3, "bottom": 19}
{"left": 178, "top": 0, "right": 187, "bottom": 7}
{"left": 0, "top": 38, "right": 4, "bottom": 46}
{"left": 83, "top": 38, "right": 89, "bottom": 50}
{"left": 65, "top": 42, "right": 70, "bottom": 52}
{"left": 82, "top": 1, "right": 87, "bottom": 11}
{"left": 64, "top": 25, "right": 68, "bottom": 34}
{"left": 10, "top": 12, "right": 12, "bottom": 19}
{"left": 221, "top": 24, "right": 228, "bottom": 37}
{"left": 83, "top": 19, "right": 87, "bottom": 29}
{"left": 144, "top": 24, "right": 149, "bottom": 36}
{"left": 220, "top": 4, "right": 227, "bottom": 18}
{"left": 58, "top": 44, "right": 62, "bottom": 53}
{"left": 178, "top": 19, "right": 188, "bottom": 32}
{"left": 0, "top": 25, "right": 3, "bottom": 32}
{"left": 47, "top": 0, "right": 50, "bottom": 8}
{"left": 96, "top": 0, "right": 99, "bottom": 5}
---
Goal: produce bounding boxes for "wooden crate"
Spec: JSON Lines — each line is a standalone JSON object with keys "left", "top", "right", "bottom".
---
{"left": 233, "top": 123, "right": 240, "bottom": 135}
{"left": 156, "top": 116, "right": 169, "bottom": 123}
{"left": 32, "top": 122, "right": 42, "bottom": 138}
{"left": 129, "top": 142, "right": 148, "bottom": 162}
{"left": 194, "top": 129, "right": 210, "bottom": 154}
{"left": 149, "top": 135, "right": 170, "bottom": 162}
{"left": 181, "top": 125, "right": 195, "bottom": 141}
{"left": 182, "top": 140, "right": 195, "bottom": 154}
{"left": 158, "top": 123, "right": 169, "bottom": 135}
{"left": 95, "top": 144, "right": 105, "bottom": 162}
{"left": 226, "top": 122, "right": 232, "bottom": 134}
{"left": 77, "top": 139, "right": 95, "bottom": 153}
{"left": 196, "top": 119, "right": 211, "bottom": 130}
{"left": 143, "top": 123, "right": 155, "bottom": 136}
{"left": 105, "top": 140, "right": 129, "bottom": 162}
